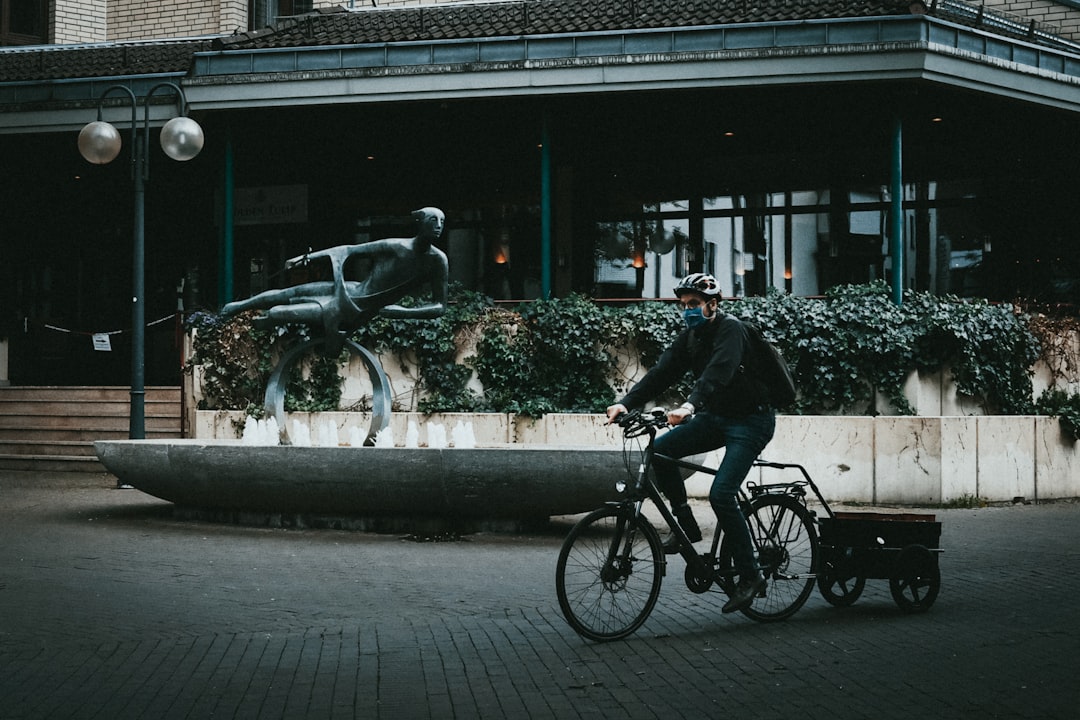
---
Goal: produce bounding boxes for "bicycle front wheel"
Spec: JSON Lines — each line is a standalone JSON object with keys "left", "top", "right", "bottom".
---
{"left": 722, "top": 494, "right": 818, "bottom": 622}
{"left": 555, "top": 506, "right": 664, "bottom": 642}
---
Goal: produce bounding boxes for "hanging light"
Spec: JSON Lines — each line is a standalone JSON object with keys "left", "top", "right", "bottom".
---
{"left": 159, "top": 116, "right": 204, "bottom": 161}
{"left": 77, "top": 120, "right": 123, "bottom": 165}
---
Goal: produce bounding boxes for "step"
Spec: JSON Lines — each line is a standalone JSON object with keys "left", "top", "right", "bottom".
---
{"left": 0, "top": 468, "right": 117, "bottom": 487}
{"left": 0, "top": 385, "right": 183, "bottom": 472}
{"left": 0, "top": 439, "right": 101, "bottom": 457}
{"left": 0, "top": 454, "right": 105, "bottom": 473}
{"left": 0, "top": 417, "right": 181, "bottom": 434}
{"left": 0, "top": 386, "right": 181, "bottom": 402}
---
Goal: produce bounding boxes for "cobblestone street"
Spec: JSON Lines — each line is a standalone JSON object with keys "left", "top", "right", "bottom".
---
{"left": 1, "top": 480, "right": 1078, "bottom": 719}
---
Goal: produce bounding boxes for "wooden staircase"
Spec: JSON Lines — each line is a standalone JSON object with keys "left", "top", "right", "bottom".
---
{"left": 0, "top": 386, "right": 183, "bottom": 473}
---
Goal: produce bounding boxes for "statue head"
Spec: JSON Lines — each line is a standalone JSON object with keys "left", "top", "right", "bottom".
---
{"left": 412, "top": 207, "right": 445, "bottom": 246}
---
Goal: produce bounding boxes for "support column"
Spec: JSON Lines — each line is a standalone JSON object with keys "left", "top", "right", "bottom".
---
{"left": 0, "top": 336, "right": 9, "bottom": 386}
{"left": 890, "top": 117, "right": 904, "bottom": 306}
{"left": 540, "top": 112, "right": 553, "bottom": 300}
{"left": 218, "top": 131, "right": 235, "bottom": 306}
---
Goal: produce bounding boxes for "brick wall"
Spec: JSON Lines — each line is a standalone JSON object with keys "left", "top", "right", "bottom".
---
{"left": 971, "top": 1, "right": 1080, "bottom": 41}
{"left": 46, "top": 1, "right": 1080, "bottom": 50}
{"left": 219, "top": 1, "right": 248, "bottom": 34}
{"left": 52, "top": 0, "right": 108, "bottom": 44}
{"left": 322, "top": 2, "right": 1080, "bottom": 42}
{"left": 364, "top": 0, "right": 487, "bottom": 7}
{"left": 107, "top": 0, "right": 248, "bottom": 41}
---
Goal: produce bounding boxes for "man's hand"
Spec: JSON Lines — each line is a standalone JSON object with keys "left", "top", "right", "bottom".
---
{"left": 667, "top": 407, "right": 693, "bottom": 426}
{"left": 605, "top": 403, "right": 627, "bottom": 424}
{"left": 285, "top": 247, "right": 316, "bottom": 269}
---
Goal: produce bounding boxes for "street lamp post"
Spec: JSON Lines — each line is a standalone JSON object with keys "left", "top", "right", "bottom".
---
{"left": 78, "top": 82, "right": 204, "bottom": 440}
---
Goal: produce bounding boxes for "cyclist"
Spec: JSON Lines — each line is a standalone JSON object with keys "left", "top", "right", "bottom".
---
{"left": 605, "top": 273, "right": 775, "bottom": 613}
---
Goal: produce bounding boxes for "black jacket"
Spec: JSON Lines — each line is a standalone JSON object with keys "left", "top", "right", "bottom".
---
{"left": 619, "top": 314, "right": 768, "bottom": 416}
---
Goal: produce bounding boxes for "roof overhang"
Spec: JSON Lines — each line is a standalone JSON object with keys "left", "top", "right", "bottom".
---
{"left": 3, "top": 15, "right": 1080, "bottom": 133}
{"left": 183, "top": 15, "right": 1080, "bottom": 113}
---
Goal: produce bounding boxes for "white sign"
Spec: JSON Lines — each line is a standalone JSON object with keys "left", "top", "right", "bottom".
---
{"left": 234, "top": 185, "right": 308, "bottom": 226}
{"left": 92, "top": 333, "right": 112, "bottom": 352}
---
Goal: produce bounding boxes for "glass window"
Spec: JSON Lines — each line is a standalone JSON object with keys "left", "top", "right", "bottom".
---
{"left": 1, "top": 1, "right": 48, "bottom": 45}
{"left": 582, "top": 178, "right": 1019, "bottom": 302}
{"left": 250, "top": 0, "right": 313, "bottom": 29}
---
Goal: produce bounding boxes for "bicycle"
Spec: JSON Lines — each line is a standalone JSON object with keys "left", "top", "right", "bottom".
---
{"left": 555, "top": 408, "right": 829, "bottom": 642}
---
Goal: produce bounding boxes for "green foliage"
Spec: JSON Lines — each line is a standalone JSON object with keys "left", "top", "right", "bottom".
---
{"left": 726, "top": 283, "right": 1040, "bottom": 416}
{"left": 472, "top": 293, "right": 618, "bottom": 415}
{"left": 609, "top": 300, "right": 682, "bottom": 367}
{"left": 350, "top": 285, "right": 492, "bottom": 413}
{"left": 188, "top": 283, "right": 1071, "bottom": 425}
{"left": 1028, "top": 314, "right": 1080, "bottom": 440}
{"left": 186, "top": 311, "right": 275, "bottom": 415}
{"left": 185, "top": 310, "right": 344, "bottom": 415}
{"left": 1034, "top": 387, "right": 1080, "bottom": 440}
{"left": 940, "top": 493, "right": 987, "bottom": 509}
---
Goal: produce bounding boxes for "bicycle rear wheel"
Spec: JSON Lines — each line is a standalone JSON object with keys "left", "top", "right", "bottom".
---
{"left": 721, "top": 494, "right": 818, "bottom": 622}
{"left": 555, "top": 506, "right": 664, "bottom": 641}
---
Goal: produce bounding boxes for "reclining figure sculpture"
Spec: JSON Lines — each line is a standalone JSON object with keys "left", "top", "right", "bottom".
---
{"left": 221, "top": 207, "right": 449, "bottom": 444}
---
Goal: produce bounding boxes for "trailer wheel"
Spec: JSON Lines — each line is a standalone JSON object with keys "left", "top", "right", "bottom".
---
{"left": 889, "top": 544, "right": 939, "bottom": 613}
{"left": 818, "top": 566, "right": 866, "bottom": 607}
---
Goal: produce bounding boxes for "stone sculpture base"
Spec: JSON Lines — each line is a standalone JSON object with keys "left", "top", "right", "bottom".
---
{"left": 94, "top": 440, "right": 625, "bottom": 531}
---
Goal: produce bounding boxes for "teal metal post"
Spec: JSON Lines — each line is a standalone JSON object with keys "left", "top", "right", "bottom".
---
{"left": 219, "top": 133, "right": 235, "bottom": 305}
{"left": 890, "top": 117, "right": 904, "bottom": 306}
{"left": 540, "top": 113, "right": 552, "bottom": 299}
{"left": 130, "top": 117, "right": 146, "bottom": 439}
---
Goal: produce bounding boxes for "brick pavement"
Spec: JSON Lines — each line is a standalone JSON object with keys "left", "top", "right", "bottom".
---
{"left": 1, "top": 476, "right": 1079, "bottom": 719}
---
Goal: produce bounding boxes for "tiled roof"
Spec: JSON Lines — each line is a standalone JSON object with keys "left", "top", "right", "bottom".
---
{"left": 216, "top": 0, "right": 914, "bottom": 51}
{"left": 0, "top": 0, "right": 1072, "bottom": 84}
{"left": 0, "top": 39, "right": 212, "bottom": 83}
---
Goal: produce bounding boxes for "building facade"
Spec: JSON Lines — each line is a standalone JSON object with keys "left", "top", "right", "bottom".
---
{"left": 2, "top": 0, "right": 1080, "bottom": 386}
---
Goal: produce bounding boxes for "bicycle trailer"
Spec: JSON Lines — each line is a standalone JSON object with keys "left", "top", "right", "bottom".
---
{"left": 816, "top": 511, "right": 942, "bottom": 612}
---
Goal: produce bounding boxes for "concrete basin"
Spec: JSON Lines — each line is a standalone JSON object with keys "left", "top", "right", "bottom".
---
{"left": 94, "top": 440, "right": 625, "bottom": 527}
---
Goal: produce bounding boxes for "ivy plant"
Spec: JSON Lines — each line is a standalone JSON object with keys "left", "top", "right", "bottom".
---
{"left": 350, "top": 285, "right": 492, "bottom": 413}
{"left": 472, "top": 293, "right": 617, "bottom": 415}
{"left": 188, "top": 282, "right": 1078, "bottom": 433}
{"left": 185, "top": 310, "right": 345, "bottom": 416}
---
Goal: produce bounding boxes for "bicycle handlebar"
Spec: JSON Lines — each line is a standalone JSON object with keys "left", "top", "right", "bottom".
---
{"left": 614, "top": 408, "right": 668, "bottom": 438}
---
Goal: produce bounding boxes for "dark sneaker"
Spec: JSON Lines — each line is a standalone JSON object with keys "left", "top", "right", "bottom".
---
{"left": 661, "top": 530, "right": 703, "bottom": 555}
{"left": 661, "top": 534, "right": 683, "bottom": 554}
{"left": 673, "top": 506, "right": 703, "bottom": 544}
{"left": 723, "top": 575, "right": 766, "bottom": 614}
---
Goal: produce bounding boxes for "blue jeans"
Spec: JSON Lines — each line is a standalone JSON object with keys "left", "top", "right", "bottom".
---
{"left": 652, "top": 410, "right": 776, "bottom": 580}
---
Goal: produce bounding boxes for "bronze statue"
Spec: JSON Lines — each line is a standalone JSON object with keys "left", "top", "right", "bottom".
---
{"left": 220, "top": 207, "right": 450, "bottom": 444}
{"left": 222, "top": 206, "right": 449, "bottom": 347}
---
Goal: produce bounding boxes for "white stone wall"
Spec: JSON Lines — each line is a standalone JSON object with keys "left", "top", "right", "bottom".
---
{"left": 195, "top": 409, "right": 1080, "bottom": 504}
{"left": 106, "top": 0, "right": 248, "bottom": 41}
{"left": 45, "top": 2, "right": 1080, "bottom": 49}
{"left": 52, "top": 0, "right": 108, "bottom": 44}
{"left": 983, "top": 0, "right": 1080, "bottom": 41}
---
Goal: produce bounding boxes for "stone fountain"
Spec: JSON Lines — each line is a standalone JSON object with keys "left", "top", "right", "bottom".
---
{"left": 95, "top": 208, "right": 622, "bottom": 530}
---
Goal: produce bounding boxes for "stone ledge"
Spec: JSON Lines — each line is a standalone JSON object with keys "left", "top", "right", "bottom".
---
{"left": 95, "top": 440, "right": 626, "bottom": 521}
{"left": 192, "top": 411, "right": 1080, "bottom": 505}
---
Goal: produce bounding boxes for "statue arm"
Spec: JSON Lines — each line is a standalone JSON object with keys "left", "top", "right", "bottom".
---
{"left": 379, "top": 251, "right": 449, "bottom": 319}
{"left": 285, "top": 242, "right": 377, "bottom": 270}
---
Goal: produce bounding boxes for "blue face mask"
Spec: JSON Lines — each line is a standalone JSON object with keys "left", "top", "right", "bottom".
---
{"left": 683, "top": 306, "right": 708, "bottom": 329}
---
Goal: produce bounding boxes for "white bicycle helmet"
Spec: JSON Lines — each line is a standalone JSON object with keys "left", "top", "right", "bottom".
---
{"left": 673, "top": 273, "right": 721, "bottom": 298}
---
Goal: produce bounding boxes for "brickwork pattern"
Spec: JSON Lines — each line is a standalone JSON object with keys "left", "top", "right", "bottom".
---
{"left": 52, "top": 0, "right": 107, "bottom": 45}
{"left": 47, "top": 1, "right": 1080, "bottom": 46}
{"left": 218, "top": 0, "right": 248, "bottom": 35}
{"left": 107, "top": 0, "right": 220, "bottom": 41}
{"left": 974, "top": 1, "right": 1080, "bottom": 40}
{"left": 0, "top": 484, "right": 1078, "bottom": 719}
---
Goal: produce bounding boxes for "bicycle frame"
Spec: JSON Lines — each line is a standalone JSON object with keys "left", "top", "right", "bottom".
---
{"left": 614, "top": 418, "right": 834, "bottom": 590}
{"left": 556, "top": 410, "right": 827, "bottom": 640}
